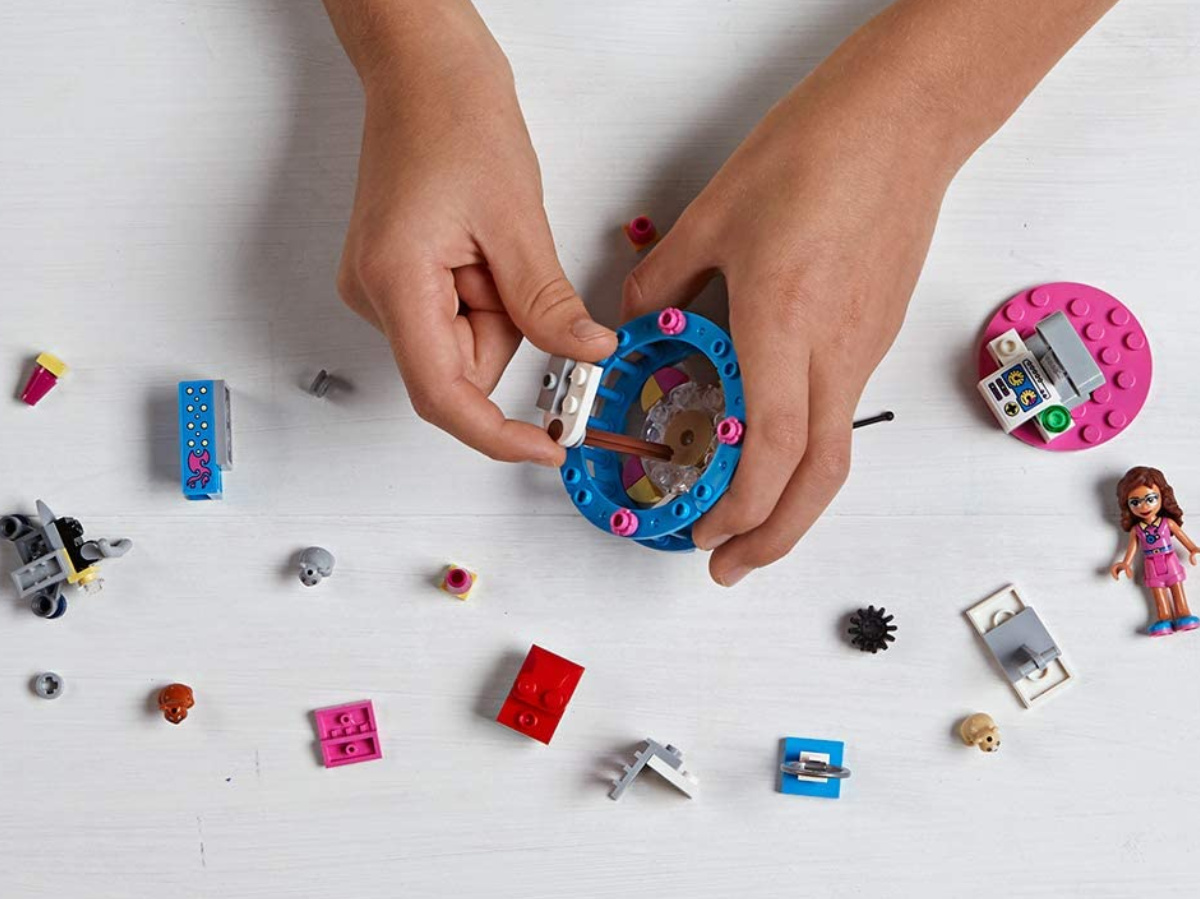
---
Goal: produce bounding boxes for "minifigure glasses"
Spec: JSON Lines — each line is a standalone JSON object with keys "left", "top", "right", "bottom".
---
{"left": 1128, "top": 492, "right": 1160, "bottom": 510}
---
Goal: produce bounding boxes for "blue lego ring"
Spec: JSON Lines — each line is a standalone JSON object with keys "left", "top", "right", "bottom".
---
{"left": 559, "top": 309, "right": 745, "bottom": 552}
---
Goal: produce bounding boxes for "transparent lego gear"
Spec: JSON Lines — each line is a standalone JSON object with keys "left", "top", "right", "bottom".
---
{"left": 643, "top": 381, "right": 724, "bottom": 495}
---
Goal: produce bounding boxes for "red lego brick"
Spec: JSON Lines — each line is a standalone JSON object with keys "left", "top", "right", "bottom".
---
{"left": 496, "top": 645, "right": 584, "bottom": 744}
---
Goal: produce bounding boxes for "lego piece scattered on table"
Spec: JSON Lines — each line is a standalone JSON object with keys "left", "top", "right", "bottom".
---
{"left": 965, "top": 584, "right": 1074, "bottom": 708}
{"left": 852, "top": 411, "right": 895, "bottom": 429}
{"left": 32, "top": 672, "right": 64, "bottom": 699}
{"left": 959, "top": 713, "right": 1000, "bottom": 752}
{"left": 609, "top": 739, "right": 698, "bottom": 800}
{"left": 779, "top": 737, "right": 849, "bottom": 799}
{"left": 157, "top": 683, "right": 195, "bottom": 724}
{"left": 1, "top": 500, "right": 132, "bottom": 619}
{"left": 848, "top": 605, "right": 897, "bottom": 653}
{"left": 496, "top": 645, "right": 584, "bottom": 744}
{"left": 314, "top": 700, "right": 381, "bottom": 767}
{"left": 976, "top": 283, "right": 1151, "bottom": 450}
{"left": 297, "top": 547, "right": 335, "bottom": 586}
{"left": 439, "top": 564, "right": 476, "bottom": 600}
{"left": 1109, "top": 466, "right": 1200, "bottom": 637}
{"left": 178, "top": 380, "right": 232, "bottom": 500}
{"left": 623, "top": 215, "right": 658, "bottom": 251}
{"left": 308, "top": 369, "right": 333, "bottom": 398}
{"left": 19, "top": 352, "right": 68, "bottom": 406}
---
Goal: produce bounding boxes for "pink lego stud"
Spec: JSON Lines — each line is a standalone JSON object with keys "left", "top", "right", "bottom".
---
{"left": 657, "top": 308, "right": 687, "bottom": 336}
{"left": 439, "top": 564, "right": 477, "bottom": 600}
{"left": 716, "top": 417, "right": 745, "bottom": 446}
{"left": 313, "top": 700, "right": 382, "bottom": 768}
{"left": 610, "top": 509, "right": 639, "bottom": 537}
{"left": 623, "top": 215, "right": 658, "bottom": 251}
{"left": 20, "top": 352, "right": 67, "bottom": 406}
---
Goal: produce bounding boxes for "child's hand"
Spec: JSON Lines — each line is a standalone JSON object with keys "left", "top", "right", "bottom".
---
{"left": 326, "top": 0, "right": 616, "bottom": 465}
{"left": 622, "top": 80, "right": 956, "bottom": 586}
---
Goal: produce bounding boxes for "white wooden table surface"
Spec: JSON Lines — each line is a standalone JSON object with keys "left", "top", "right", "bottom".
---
{"left": 2, "top": 2, "right": 1198, "bottom": 896}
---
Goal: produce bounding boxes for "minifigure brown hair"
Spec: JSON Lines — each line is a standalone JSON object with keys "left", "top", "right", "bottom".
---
{"left": 1116, "top": 466, "right": 1183, "bottom": 531}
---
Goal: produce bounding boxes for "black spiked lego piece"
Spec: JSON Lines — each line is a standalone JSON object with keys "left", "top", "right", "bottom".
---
{"left": 848, "top": 605, "right": 897, "bottom": 653}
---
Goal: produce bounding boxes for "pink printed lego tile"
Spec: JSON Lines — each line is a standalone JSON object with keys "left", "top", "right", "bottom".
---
{"left": 978, "top": 282, "right": 1152, "bottom": 451}
{"left": 314, "top": 700, "right": 382, "bottom": 767}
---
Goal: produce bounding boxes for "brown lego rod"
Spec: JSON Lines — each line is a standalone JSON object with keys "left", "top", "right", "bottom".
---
{"left": 583, "top": 427, "right": 675, "bottom": 461}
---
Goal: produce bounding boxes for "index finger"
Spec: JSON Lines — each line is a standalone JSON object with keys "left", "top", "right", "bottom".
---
{"left": 376, "top": 261, "right": 564, "bottom": 466}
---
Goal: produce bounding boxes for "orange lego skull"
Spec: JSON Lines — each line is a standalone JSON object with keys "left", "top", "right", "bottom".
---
{"left": 158, "top": 683, "right": 195, "bottom": 724}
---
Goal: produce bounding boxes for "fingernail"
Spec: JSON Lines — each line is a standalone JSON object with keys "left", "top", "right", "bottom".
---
{"left": 716, "top": 565, "right": 752, "bottom": 588}
{"left": 571, "top": 319, "right": 615, "bottom": 342}
{"left": 695, "top": 533, "right": 732, "bottom": 551}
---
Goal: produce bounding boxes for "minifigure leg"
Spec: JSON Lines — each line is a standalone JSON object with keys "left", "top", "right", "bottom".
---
{"left": 1151, "top": 587, "right": 1173, "bottom": 622}
{"left": 1169, "top": 582, "right": 1192, "bottom": 618}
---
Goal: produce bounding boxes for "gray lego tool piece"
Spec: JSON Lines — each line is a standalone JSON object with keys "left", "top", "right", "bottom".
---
{"left": 982, "top": 607, "right": 1062, "bottom": 684}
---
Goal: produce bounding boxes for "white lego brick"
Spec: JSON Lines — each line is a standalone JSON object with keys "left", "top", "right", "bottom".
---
{"left": 977, "top": 349, "right": 1063, "bottom": 435}
{"left": 544, "top": 361, "right": 602, "bottom": 448}
{"left": 965, "top": 584, "right": 1075, "bottom": 708}
{"left": 986, "top": 330, "right": 1028, "bottom": 366}
{"left": 645, "top": 753, "right": 699, "bottom": 798}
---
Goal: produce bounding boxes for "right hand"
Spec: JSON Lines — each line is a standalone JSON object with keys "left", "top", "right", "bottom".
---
{"left": 331, "top": 0, "right": 616, "bottom": 465}
{"left": 1110, "top": 562, "right": 1132, "bottom": 580}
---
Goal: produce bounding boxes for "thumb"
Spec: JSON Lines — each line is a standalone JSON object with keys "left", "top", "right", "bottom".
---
{"left": 621, "top": 218, "right": 716, "bottom": 322}
{"left": 486, "top": 217, "right": 617, "bottom": 362}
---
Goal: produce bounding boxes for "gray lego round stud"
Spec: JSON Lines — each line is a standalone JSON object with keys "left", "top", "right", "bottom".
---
{"left": 33, "top": 671, "right": 64, "bottom": 699}
{"left": 308, "top": 370, "right": 332, "bottom": 398}
{"left": 298, "top": 546, "right": 335, "bottom": 586}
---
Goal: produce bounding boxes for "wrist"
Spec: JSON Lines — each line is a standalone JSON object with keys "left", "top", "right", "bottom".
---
{"left": 327, "top": 0, "right": 509, "bottom": 90}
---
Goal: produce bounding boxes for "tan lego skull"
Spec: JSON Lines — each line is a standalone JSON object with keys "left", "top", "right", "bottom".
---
{"left": 959, "top": 712, "right": 1000, "bottom": 752}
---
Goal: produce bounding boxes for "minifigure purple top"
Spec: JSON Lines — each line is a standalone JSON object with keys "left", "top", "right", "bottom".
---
{"left": 1137, "top": 518, "right": 1172, "bottom": 553}
{"left": 1136, "top": 518, "right": 1187, "bottom": 589}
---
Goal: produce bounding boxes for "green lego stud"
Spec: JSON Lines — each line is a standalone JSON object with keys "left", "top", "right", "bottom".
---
{"left": 1040, "top": 405, "right": 1072, "bottom": 434}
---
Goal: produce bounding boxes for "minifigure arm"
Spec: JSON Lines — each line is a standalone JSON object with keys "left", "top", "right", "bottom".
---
{"left": 1110, "top": 531, "right": 1137, "bottom": 580}
{"left": 1168, "top": 520, "right": 1200, "bottom": 565}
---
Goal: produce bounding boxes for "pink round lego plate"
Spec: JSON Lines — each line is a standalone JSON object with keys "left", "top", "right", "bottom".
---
{"left": 977, "top": 282, "right": 1152, "bottom": 451}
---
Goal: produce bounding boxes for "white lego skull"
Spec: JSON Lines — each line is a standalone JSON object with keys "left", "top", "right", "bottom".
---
{"left": 297, "top": 546, "right": 335, "bottom": 586}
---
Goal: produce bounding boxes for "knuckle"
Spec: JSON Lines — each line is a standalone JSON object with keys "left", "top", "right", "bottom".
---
{"left": 716, "top": 489, "right": 774, "bottom": 536}
{"left": 355, "top": 245, "right": 405, "bottom": 298}
{"left": 406, "top": 386, "right": 441, "bottom": 425}
{"left": 524, "top": 275, "right": 579, "bottom": 322}
{"left": 807, "top": 440, "right": 852, "bottom": 489}
{"left": 759, "top": 414, "right": 809, "bottom": 457}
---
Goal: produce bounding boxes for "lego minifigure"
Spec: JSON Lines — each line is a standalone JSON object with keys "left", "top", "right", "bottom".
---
{"left": 1110, "top": 466, "right": 1200, "bottom": 637}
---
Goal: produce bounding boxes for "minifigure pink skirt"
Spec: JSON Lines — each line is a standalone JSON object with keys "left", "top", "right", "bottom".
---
{"left": 1143, "top": 552, "right": 1186, "bottom": 589}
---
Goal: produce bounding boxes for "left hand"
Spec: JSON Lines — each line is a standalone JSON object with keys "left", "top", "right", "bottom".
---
{"left": 1190, "top": 551, "right": 1199, "bottom": 566}
{"left": 622, "top": 76, "right": 958, "bottom": 586}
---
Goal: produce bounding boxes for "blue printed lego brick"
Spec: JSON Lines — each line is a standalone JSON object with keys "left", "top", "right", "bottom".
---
{"left": 1000, "top": 363, "right": 1044, "bottom": 411}
{"left": 780, "top": 737, "right": 845, "bottom": 799}
{"left": 178, "top": 380, "right": 231, "bottom": 500}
